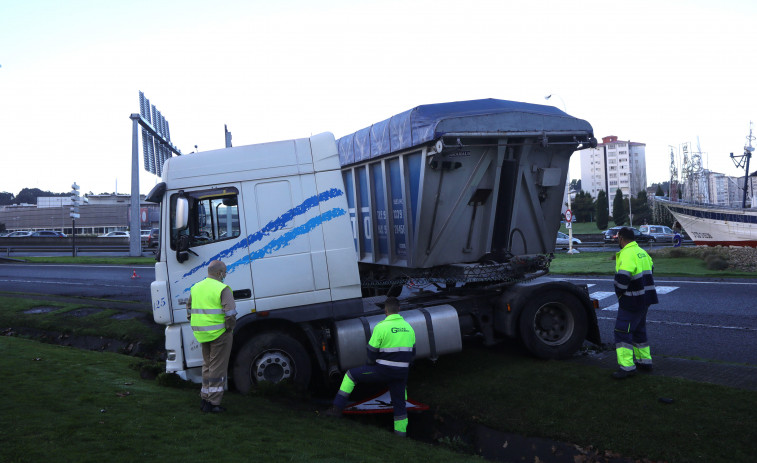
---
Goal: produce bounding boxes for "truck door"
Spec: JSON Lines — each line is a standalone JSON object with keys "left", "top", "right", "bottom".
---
{"left": 167, "top": 185, "right": 253, "bottom": 370}
{"left": 240, "top": 175, "right": 332, "bottom": 311}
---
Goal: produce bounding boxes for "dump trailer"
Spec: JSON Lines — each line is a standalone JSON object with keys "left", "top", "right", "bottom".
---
{"left": 148, "top": 98, "right": 600, "bottom": 391}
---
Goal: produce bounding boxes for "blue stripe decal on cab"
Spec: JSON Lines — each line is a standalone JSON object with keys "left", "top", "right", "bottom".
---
{"left": 181, "top": 188, "right": 344, "bottom": 279}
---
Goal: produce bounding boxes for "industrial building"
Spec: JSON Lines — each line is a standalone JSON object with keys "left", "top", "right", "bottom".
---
{"left": 0, "top": 194, "right": 159, "bottom": 235}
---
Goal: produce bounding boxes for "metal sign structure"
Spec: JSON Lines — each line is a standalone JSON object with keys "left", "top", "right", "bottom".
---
{"left": 129, "top": 92, "right": 182, "bottom": 256}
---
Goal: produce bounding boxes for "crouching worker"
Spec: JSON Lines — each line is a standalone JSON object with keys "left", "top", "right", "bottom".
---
{"left": 326, "top": 297, "right": 416, "bottom": 436}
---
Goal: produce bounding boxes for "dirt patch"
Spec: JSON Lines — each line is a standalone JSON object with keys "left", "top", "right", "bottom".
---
{"left": 2, "top": 326, "right": 164, "bottom": 360}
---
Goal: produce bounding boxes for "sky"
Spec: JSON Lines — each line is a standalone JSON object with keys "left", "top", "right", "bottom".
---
{"left": 1, "top": 0, "right": 756, "bottom": 197}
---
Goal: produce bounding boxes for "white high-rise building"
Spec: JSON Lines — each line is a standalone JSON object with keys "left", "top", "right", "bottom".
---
{"left": 580, "top": 135, "right": 648, "bottom": 216}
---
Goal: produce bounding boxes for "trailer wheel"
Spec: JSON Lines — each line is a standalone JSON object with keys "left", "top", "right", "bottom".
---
{"left": 518, "top": 290, "right": 588, "bottom": 359}
{"left": 233, "top": 332, "right": 312, "bottom": 393}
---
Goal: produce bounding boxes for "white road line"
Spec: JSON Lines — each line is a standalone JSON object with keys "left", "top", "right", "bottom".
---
{"left": 559, "top": 277, "right": 757, "bottom": 286}
{"left": 0, "top": 279, "right": 140, "bottom": 288}
{"left": 0, "top": 264, "right": 154, "bottom": 270}
{"left": 596, "top": 316, "right": 757, "bottom": 332}
{"left": 594, "top": 286, "right": 679, "bottom": 311}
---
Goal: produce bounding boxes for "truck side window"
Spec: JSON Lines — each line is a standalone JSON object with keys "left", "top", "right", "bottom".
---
{"left": 170, "top": 187, "right": 240, "bottom": 249}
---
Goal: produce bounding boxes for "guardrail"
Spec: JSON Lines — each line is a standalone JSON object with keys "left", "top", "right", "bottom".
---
{"left": 0, "top": 245, "right": 155, "bottom": 256}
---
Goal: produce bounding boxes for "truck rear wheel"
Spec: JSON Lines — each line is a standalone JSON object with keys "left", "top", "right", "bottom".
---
{"left": 233, "top": 332, "right": 312, "bottom": 393}
{"left": 518, "top": 290, "right": 587, "bottom": 359}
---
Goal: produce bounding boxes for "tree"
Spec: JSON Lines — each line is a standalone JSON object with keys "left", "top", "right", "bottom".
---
{"left": 571, "top": 190, "right": 595, "bottom": 222}
{"left": 631, "top": 190, "right": 652, "bottom": 225}
{"left": 595, "top": 190, "right": 609, "bottom": 230}
{"left": 569, "top": 178, "right": 582, "bottom": 193}
{"left": 655, "top": 184, "right": 664, "bottom": 197}
{"left": 0, "top": 192, "right": 14, "bottom": 206}
{"left": 14, "top": 188, "right": 68, "bottom": 205}
{"left": 612, "top": 188, "right": 627, "bottom": 226}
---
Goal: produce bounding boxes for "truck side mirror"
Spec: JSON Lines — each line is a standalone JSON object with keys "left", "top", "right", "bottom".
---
{"left": 176, "top": 234, "right": 190, "bottom": 263}
{"left": 175, "top": 197, "right": 189, "bottom": 230}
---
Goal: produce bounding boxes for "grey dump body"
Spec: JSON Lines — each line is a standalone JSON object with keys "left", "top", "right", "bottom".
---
{"left": 337, "top": 98, "right": 595, "bottom": 270}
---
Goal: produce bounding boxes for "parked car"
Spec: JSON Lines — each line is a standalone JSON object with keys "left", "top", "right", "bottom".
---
{"left": 556, "top": 231, "right": 581, "bottom": 248}
{"left": 140, "top": 230, "right": 151, "bottom": 243}
{"left": 147, "top": 228, "right": 160, "bottom": 248}
{"left": 604, "top": 226, "right": 655, "bottom": 244}
{"left": 638, "top": 225, "right": 675, "bottom": 242}
{"left": 31, "top": 230, "right": 66, "bottom": 238}
{"left": 99, "top": 231, "right": 129, "bottom": 238}
{"left": 5, "top": 231, "right": 33, "bottom": 237}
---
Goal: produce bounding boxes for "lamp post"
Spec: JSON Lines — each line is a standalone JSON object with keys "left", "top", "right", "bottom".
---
{"left": 544, "top": 94, "right": 567, "bottom": 113}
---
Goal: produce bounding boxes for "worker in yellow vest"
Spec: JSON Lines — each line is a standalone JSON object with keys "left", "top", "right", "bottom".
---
{"left": 613, "top": 227, "right": 658, "bottom": 379}
{"left": 187, "top": 260, "right": 236, "bottom": 412}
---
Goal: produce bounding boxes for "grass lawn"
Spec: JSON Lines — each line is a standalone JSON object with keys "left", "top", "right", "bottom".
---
{"left": 559, "top": 221, "right": 606, "bottom": 235}
{"left": 0, "top": 296, "right": 162, "bottom": 353}
{"left": 3, "top": 336, "right": 755, "bottom": 463}
{"left": 412, "top": 343, "right": 757, "bottom": 463}
{"left": 550, "top": 250, "right": 757, "bottom": 277}
{"left": 0, "top": 336, "right": 478, "bottom": 463}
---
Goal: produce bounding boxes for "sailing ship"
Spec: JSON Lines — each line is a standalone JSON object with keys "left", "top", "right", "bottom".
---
{"left": 656, "top": 124, "right": 757, "bottom": 247}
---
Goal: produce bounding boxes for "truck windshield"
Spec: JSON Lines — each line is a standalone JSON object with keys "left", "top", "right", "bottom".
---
{"left": 170, "top": 187, "right": 240, "bottom": 250}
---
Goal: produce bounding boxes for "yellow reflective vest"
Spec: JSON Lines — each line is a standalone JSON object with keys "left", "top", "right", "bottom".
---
{"left": 189, "top": 278, "right": 230, "bottom": 343}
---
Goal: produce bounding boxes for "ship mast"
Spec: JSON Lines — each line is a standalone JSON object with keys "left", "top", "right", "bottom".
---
{"left": 731, "top": 122, "right": 754, "bottom": 209}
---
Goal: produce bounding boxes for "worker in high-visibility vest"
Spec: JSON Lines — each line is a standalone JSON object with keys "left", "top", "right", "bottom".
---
{"left": 325, "top": 297, "right": 416, "bottom": 436}
{"left": 613, "top": 227, "right": 658, "bottom": 379}
{"left": 187, "top": 260, "right": 236, "bottom": 412}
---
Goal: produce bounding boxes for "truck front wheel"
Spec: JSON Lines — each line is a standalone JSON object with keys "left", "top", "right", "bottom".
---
{"left": 233, "top": 332, "right": 312, "bottom": 393}
{"left": 518, "top": 290, "right": 588, "bottom": 359}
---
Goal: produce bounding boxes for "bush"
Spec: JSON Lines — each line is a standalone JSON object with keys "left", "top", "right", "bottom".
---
{"left": 668, "top": 248, "right": 688, "bottom": 258}
{"left": 705, "top": 256, "right": 729, "bottom": 270}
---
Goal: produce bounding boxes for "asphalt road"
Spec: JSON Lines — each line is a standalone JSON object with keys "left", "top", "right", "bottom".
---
{"left": 554, "top": 275, "right": 757, "bottom": 365}
{"left": 0, "top": 263, "right": 155, "bottom": 303}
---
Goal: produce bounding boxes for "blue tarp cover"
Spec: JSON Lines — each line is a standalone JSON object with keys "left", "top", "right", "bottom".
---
{"left": 337, "top": 98, "right": 592, "bottom": 166}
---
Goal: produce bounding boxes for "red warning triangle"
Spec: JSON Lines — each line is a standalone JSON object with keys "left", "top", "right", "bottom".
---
{"left": 342, "top": 389, "right": 429, "bottom": 415}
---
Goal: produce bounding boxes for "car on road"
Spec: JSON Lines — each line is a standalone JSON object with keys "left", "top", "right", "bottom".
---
{"left": 99, "top": 231, "right": 129, "bottom": 238}
{"left": 140, "top": 230, "right": 151, "bottom": 243}
{"left": 31, "top": 230, "right": 66, "bottom": 238}
{"left": 5, "top": 231, "right": 33, "bottom": 237}
{"left": 603, "top": 226, "right": 655, "bottom": 243}
{"left": 556, "top": 231, "right": 581, "bottom": 248}
{"left": 638, "top": 225, "right": 676, "bottom": 242}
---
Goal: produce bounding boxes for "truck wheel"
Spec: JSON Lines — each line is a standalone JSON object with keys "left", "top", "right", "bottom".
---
{"left": 518, "top": 290, "right": 588, "bottom": 360}
{"left": 233, "top": 332, "right": 312, "bottom": 393}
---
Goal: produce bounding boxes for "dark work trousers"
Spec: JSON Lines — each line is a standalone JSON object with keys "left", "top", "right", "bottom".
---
{"left": 334, "top": 364, "right": 408, "bottom": 433}
{"left": 614, "top": 305, "right": 649, "bottom": 346}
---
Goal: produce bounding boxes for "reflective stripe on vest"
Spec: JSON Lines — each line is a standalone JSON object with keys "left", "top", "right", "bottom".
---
{"left": 189, "top": 278, "right": 230, "bottom": 343}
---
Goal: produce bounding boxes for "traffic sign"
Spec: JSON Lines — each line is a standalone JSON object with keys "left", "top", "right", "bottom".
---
{"left": 565, "top": 208, "right": 573, "bottom": 223}
{"left": 566, "top": 221, "right": 572, "bottom": 229}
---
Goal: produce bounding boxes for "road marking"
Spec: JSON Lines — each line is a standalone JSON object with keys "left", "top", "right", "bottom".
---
{"left": 0, "top": 279, "right": 143, "bottom": 288}
{"left": 593, "top": 286, "right": 679, "bottom": 311}
{"left": 596, "top": 316, "right": 757, "bottom": 332}
{"left": 560, "top": 277, "right": 757, "bottom": 286}
{"left": 0, "top": 264, "right": 155, "bottom": 270}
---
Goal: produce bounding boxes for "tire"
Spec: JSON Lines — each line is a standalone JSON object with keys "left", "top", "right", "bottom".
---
{"left": 232, "top": 332, "right": 312, "bottom": 393}
{"left": 518, "top": 290, "right": 588, "bottom": 360}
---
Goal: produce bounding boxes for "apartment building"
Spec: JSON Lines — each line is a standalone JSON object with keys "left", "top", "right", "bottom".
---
{"left": 580, "top": 135, "right": 647, "bottom": 215}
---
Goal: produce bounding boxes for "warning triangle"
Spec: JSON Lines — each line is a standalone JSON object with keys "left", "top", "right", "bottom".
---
{"left": 342, "top": 389, "right": 429, "bottom": 415}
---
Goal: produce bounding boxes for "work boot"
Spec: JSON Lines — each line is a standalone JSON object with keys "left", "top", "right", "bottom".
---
{"left": 202, "top": 402, "right": 226, "bottom": 413}
{"left": 612, "top": 369, "right": 636, "bottom": 380}
{"left": 200, "top": 399, "right": 208, "bottom": 411}
{"left": 636, "top": 363, "right": 653, "bottom": 372}
{"left": 322, "top": 407, "right": 343, "bottom": 418}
